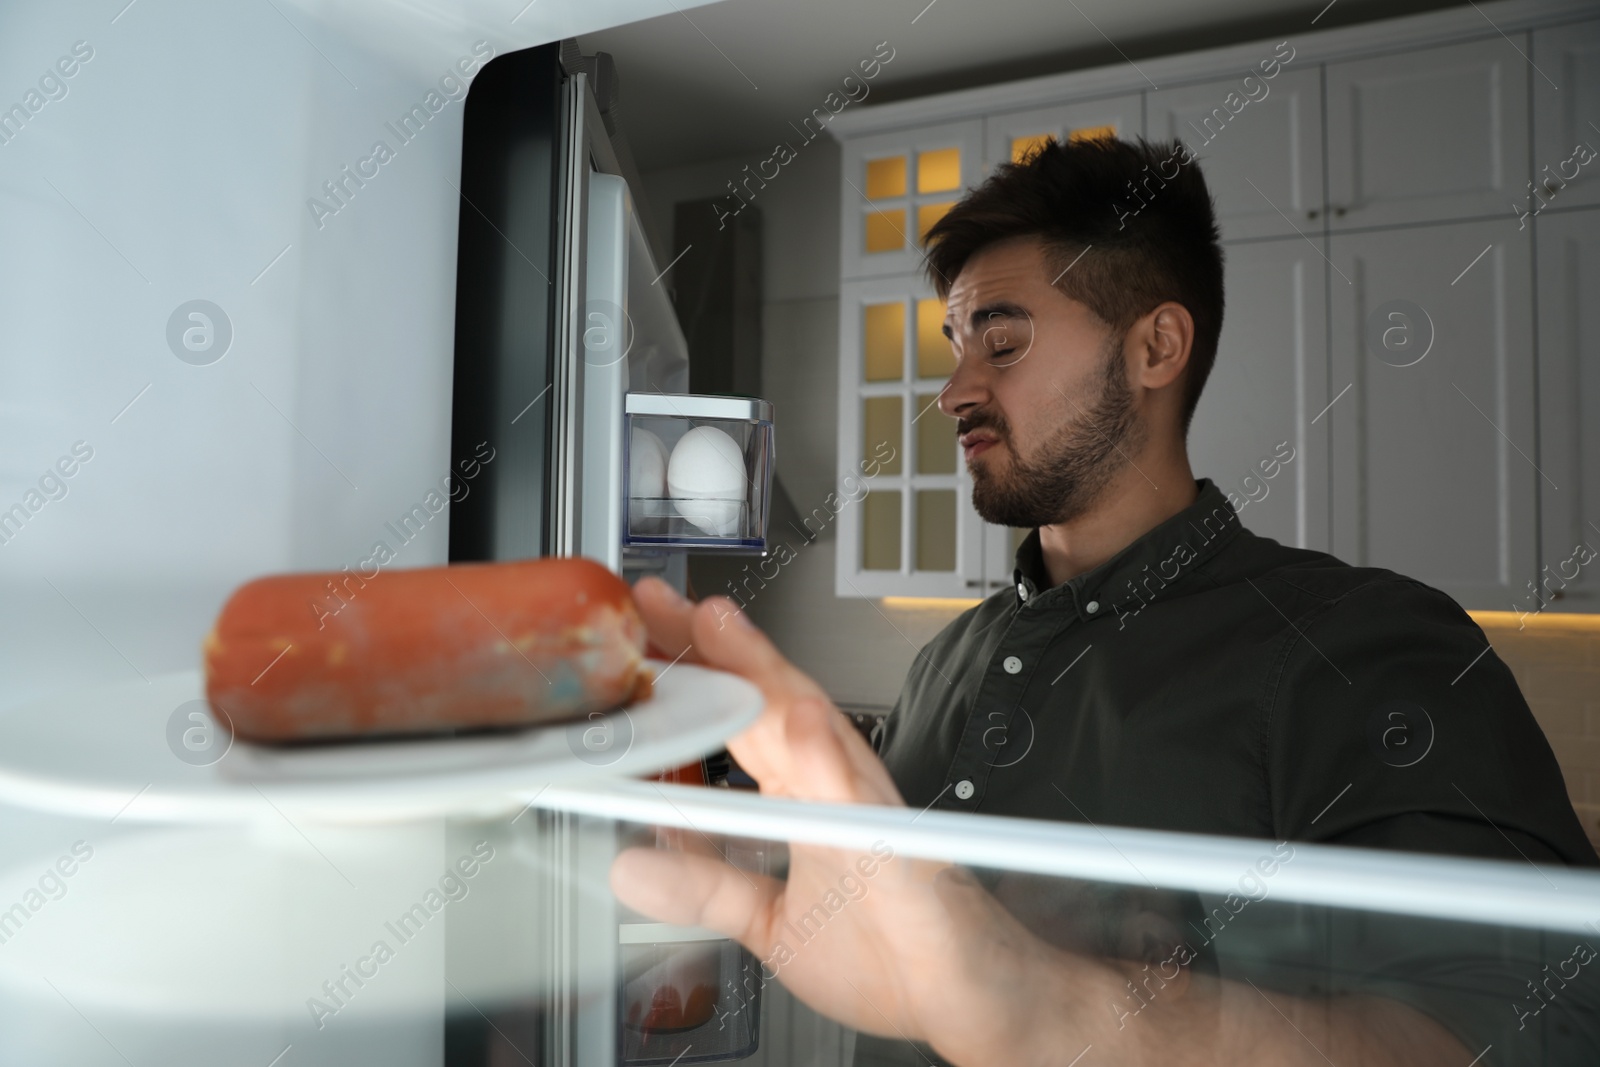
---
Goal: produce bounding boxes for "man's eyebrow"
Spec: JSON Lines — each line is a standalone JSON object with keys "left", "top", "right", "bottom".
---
{"left": 942, "top": 301, "right": 1031, "bottom": 338}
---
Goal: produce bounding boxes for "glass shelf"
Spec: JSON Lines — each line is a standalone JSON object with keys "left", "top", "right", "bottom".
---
{"left": 1, "top": 776, "right": 1596, "bottom": 1066}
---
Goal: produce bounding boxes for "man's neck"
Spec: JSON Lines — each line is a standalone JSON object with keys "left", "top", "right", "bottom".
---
{"left": 1036, "top": 453, "right": 1199, "bottom": 589}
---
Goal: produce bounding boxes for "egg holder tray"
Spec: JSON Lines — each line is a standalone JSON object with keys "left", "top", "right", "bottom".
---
{"left": 623, "top": 393, "right": 774, "bottom": 554}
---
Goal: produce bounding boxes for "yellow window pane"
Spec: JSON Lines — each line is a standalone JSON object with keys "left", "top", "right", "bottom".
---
{"left": 865, "top": 209, "right": 906, "bottom": 253}
{"left": 916, "top": 297, "right": 953, "bottom": 379}
{"left": 1068, "top": 124, "right": 1117, "bottom": 142}
{"left": 918, "top": 202, "right": 953, "bottom": 244}
{"left": 915, "top": 490, "right": 957, "bottom": 572}
{"left": 863, "top": 491, "right": 902, "bottom": 571}
{"left": 865, "top": 156, "right": 907, "bottom": 199}
{"left": 1011, "top": 134, "right": 1053, "bottom": 163}
{"left": 915, "top": 393, "right": 956, "bottom": 475}
{"left": 863, "top": 396, "right": 903, "bottom": 476}
{"left": 917, "top": 147, "right": 961, "bottom": 193}
{"left": 863, "top": 302, "right": 904, "bottom": 382}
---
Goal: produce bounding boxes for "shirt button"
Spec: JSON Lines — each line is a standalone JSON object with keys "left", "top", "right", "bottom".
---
{"left": 1002, "top": 655, "right": 1022, "bottom": 674}
{"left": 1085, "top": 600, "right": 1100, "bottom": 614}
{"left": 1017, "top": 583, "right": 1029, "bottom": 601}
{"left": 954, "top": 779, "right": 975, "bottom": 800}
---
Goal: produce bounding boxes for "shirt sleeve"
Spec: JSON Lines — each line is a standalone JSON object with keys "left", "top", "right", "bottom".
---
{"left": 1265, "top": 574, "right": 1595, "bottom": 865}
{"left": 1258, "top": 574, "right": 1600, "bottom": 1063}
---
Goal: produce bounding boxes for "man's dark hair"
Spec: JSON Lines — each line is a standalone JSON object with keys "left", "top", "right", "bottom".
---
{"left": 922, "top": 136, "right": 1225, "bottom": 430}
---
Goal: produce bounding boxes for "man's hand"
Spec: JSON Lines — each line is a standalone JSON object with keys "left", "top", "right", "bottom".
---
{"left": 612, "top": 579, "right": 1113, "bottom": 1064}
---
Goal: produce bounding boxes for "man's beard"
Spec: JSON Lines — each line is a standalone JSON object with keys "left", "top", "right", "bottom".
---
{"left": 965, "top": 339, "right": 1144, "bottom": 529}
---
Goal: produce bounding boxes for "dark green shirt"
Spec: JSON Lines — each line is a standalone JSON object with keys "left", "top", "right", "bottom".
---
{"left": 882, "top": 478, "right": 1596, "bottom": 867}
{"left": 861, "top": 479, "right": 1600, "bottom": 1066}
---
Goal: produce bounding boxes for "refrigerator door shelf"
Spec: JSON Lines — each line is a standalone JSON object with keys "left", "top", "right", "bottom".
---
{"left": 624, "top": 398, "right": 774, "bottom": 553}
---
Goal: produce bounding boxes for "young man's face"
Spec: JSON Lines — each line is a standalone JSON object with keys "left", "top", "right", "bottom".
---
{"left": 937, "top": 235, "right": 1146, "bottom": 528}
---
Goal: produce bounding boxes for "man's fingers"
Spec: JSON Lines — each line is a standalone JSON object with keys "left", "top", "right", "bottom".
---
{"left": 689, "top": 596, "right": 830, "bottom": 705}
{"left": 783, "top": 698, "right": 873, "bottom": 805}
{"left": 632, "top": 576, "right": 701, "bottom": 665}
{"left": 689, "top": 596, "right": 835, "bottom": 795}
{"left": 610, "top": 846, "right": 784, "bottom": 958}
{"left": 784, "top": 698, "right": 907, "bottom": 808}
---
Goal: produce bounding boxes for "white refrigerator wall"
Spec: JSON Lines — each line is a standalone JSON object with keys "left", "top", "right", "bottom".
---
{"left": 0, "top": 0, "right": 707, "bottom": 711}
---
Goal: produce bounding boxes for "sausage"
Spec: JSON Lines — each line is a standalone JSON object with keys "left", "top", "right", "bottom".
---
{"left": 623, "top": 942, "right": 720, "bottom": 1032}
{"left": 203, "top": 557, "right": 649, "bottom": 742}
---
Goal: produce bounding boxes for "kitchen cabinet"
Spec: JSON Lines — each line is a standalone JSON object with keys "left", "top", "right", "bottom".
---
{"left": 981, "top": 92, "right": 1142, "bottom": 172}
{"left": 837, "top": 118, "right": 984, "bottom": 281}
{"left": 1190, "top": 235, "right": 1331, "bottom": 551}
{"left": 1146, "top": 67, "right": 1324, "bottom": 241}
{"left": 829, "top": 1, "right": 1595, "bottom": 608}
{"left": 1532, "top": 19, "right": 1600, "bottom": 212}
{"left": 1325, "top": 37, "right": 1530, "bottom": 231}
{"left": 1328, "top": 219, "right": 1537, "bottom": 609}
{"left": 1535, "top": 207, "right": 1600, "bottom": 611}
{"left": 835, "top": 275, "right": 979, "bottom": 598}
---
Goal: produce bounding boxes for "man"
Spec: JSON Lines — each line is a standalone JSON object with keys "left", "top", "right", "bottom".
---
{"left": 613, "top": 137, "right": 1599, "bottom": 1065}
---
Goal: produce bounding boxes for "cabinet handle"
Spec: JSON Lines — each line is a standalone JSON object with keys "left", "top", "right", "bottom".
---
{"left": 1306, "top": 209, "right": 1320, "bottom": 220}
{"left": 965, "top": 580, "right": 984, "bottom": 588}
{"left": 1333, "top": 205, "right": 1348, "bottom": 218}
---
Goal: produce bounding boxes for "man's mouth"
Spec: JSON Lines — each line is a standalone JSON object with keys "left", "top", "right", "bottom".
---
{"left": 959, "top": 431, "right": 1000, "bottom": 460}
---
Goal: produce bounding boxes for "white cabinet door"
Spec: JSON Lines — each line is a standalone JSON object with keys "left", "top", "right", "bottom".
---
{"left": 1532, "top": 19, "right": 1600, "bottom": 212}
{"left": 1535, "top": 208, "right": 1600, "bottom": 612}
{"left": 1326, "top": 37, "right": 1530, "bottom": 230}
{"left": 1328, "top": 221, "right": 1537, "bottom": 609}
{"left": 1189, "top": 237, "right": 1331, "bottom": 551}
{"left": 982, "top": 93, "right": 1143, "bottom": 174}
{"left": 839, "top": 120, "right": 984, "bottom": 282}
{"left": 1147, "top": 68, "right": 1324, "bottom": 241}
{"left": 835, "top": 276, "right": 977, "bottom": 599}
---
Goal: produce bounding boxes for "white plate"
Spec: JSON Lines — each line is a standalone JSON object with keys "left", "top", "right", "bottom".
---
{"left": 0, "top": 660, "right": 761, "bottom": 824}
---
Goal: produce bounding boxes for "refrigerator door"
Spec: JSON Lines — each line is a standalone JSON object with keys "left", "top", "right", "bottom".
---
{"left": 448, "top": 43, "right": 568, "bottom": 565}
{"left": 580, "top": 175, "right": 695, "bottom": 571}
{"left": 448, "top": 48, "right": 694, "bottom": 593}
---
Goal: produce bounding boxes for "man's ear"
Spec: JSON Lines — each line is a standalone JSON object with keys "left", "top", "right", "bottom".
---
{"left": 1135, "top": 302, "right": 1194, "bottom": 390}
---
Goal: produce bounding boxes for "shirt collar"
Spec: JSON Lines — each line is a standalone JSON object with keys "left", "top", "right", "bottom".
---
{"left": 1011, "top": 479, "right": 1243, "bottom": 620}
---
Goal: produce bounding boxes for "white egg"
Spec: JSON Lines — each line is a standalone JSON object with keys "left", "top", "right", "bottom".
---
{"left": 629, "top": 427, "right": 669, "bottom": 500}
{"left": 668, "top": 426, "right": 747, "bottom": 537}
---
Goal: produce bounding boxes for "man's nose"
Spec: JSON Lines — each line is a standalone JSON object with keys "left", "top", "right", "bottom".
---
{"left": 938, "top": 348, "right": 988, "bottom": 419}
